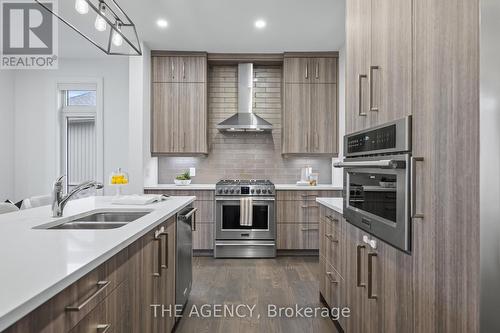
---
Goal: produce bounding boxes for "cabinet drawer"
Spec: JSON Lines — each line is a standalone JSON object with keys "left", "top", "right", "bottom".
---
{"left": 277, "top": 224, "right": 319, "bottom": 249}
{"left": 4, "top": 249, "right": 129, "bottom": 333}
{"left": 193, "top": 223, "right": 214, "bottom": 250}
{"left": 145, "top": 189, "right": 214, "bottom": 201}
{"left": 277, "top": 190, "right": 341, "bottom": 201}
{"left": 324, "top": 221, "right": 344, "bottom": 277}
{"left": 69, "top": 280, "right": 129, "bottom": 333}
{"left": 324, "top": 261, "right": 345, "bottom": 327}
{"left": 276, "top": 200, "right": 307, "bottom": 223}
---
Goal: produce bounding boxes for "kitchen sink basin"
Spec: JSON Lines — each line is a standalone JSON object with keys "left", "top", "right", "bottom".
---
{"left": 35, "top": 210, "right": 152, "bottom": 230}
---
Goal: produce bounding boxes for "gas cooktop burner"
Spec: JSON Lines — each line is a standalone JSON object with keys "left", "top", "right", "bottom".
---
{"left": 217, "top": 179, "right": 273, "bottom": 185}
{"left": 216, "top": 179, "right": 275, "bottom": 196}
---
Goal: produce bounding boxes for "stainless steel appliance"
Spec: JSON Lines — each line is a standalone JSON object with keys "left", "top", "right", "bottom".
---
{"left": 214, "top": 180, "right": 276, "bottom": 258}
{"left": 176, "top": 206, "right": 196, "bottom": 312}
{"left": 335, "top": 116, "right": 413, "bottom": 252}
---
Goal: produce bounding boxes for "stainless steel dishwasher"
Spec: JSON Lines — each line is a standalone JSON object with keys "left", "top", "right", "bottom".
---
{"left": 176, "top": 206, "right": 196, "bottom": 313}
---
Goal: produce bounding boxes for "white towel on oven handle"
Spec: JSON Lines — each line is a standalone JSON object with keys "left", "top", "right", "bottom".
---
{"left": 240, "top": 197, "right": 253, "bottom": 226}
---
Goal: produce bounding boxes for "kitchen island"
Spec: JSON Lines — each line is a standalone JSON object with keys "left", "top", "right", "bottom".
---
{"left": 0, "top": 195, "right": 195, "bottom": 332}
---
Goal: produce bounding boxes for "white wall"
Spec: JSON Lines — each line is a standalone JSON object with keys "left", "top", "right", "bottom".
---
{"left": 13, "top": 58, "right": 129, "bottom": 200}
{"left": 480, "top": 0, "right": 500, "bottom": 330}
{"left": 0, "top": 71, "right": 15, "bottom": 201}
{"left": 128, "top": 45, "right": 157, "bottom": 194}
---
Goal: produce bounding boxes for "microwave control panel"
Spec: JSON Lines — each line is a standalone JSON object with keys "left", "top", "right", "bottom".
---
{"left": 347, "top": 124, "right": 396, "bottom": 154}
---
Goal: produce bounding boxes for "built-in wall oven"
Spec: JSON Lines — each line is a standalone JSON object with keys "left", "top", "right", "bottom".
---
{"left": 214, "top": 180, "right": 276, "bottom": 258}
{"left": 335, "top": 116, "right": 414, "bottom": 252}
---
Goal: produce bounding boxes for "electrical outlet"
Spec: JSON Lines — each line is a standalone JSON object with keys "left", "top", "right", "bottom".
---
{"left": 189, "top": 167, "right": 196, "bottom": 177}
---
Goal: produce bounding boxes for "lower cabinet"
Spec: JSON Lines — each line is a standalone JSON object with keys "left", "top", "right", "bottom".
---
{"left": 5, "top": 217, "right": 178, "bottom": 333}
{"left": 276, "top": 190, "right": 342, "bottom": 251}
{"left": 343, "top": 221, "right": 413, "bottom": 333}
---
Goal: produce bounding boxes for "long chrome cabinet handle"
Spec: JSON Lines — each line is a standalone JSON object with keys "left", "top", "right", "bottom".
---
{"left": 171, "top": 59, "right": 175, "bottom": 79}
{"left": 164, "top": 232, "right": 169, "bottom": 269}
{"left": 326, "top": 272, "right": 339, "bottom": 284}
{"left": 315, "top": 61, "right": 319, "bottom": 79}
{"left": 367, "top": 252, "right": 378, "bottom": 299}
{"left": 301, "top": 227, "right": 319, "bottom": 231}
{"left": 356, "top": 245, "right": 366, "bottom": 287}
{"left": 305, "top": 62, "right": 309, "bottom": 79}
{"left": 182, "top": 60, "right": 185, "bottom": 79}
{"left": 358, "top": 74, "right": 368, "bottom": 116}
{"left": 97, "top": 324, "right": 111, "bottom": 333}
{"left": 411, "top": 157, "right": 425, "bottom": 219}
{"left": 153, "top": 231, "right": 162, "bottom": 277}
{"left": 65, "top": 281, "right": 111, "bottom": 311}
{"left": 369, "top": 65, "right": 380, "bottom": 112}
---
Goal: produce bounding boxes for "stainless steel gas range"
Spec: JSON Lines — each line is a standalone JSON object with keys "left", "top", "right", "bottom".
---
{"left": 214, "top": 179, "right": 276, "bottom": 258}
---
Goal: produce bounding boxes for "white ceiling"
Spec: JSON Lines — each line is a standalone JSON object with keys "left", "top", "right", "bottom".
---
{"left": 57, "top": 0, "right": 346, "bottom": 58}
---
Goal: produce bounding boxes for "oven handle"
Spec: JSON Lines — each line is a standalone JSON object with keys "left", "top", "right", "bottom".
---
{"left": 215, "top": 197, "right": 275, "bottom": 201}
{"left": 333, "top": 160, "right": 402, "bottom": 169}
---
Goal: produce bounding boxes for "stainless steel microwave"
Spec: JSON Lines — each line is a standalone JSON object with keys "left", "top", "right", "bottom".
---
{"left": 335, "top": 116, "right": 413, "bottom": 252}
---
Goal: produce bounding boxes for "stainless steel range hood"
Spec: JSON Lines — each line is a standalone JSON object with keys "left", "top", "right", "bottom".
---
{"left": 217, "top": 63, "right": 273, "bottom": 132}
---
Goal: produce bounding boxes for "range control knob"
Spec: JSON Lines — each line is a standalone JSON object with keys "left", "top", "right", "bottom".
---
{"left": 230, "top": 189, "right": 235, "bottom": 194}
{"left": 268, "top": 189, "right": 273, "bottom": 194}
{"left": 251, "top": 189, "right": 255, "bottom": 194}
{"left": 217, "top": 189, "right": 222, "bottom": 194}
{"left": 224, "top": 189, "right": 229, "bottom": 194}
{"left": 256, "top": 189, "right": 261, "bottom": 194}
{"left": 236, "top": 189, "right": 240, "bottom": 194}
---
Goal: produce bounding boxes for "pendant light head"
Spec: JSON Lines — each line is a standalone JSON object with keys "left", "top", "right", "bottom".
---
{"left": 112, "top": 20, "right": 123, "bottom": 46}
{"left": 94, "top": 1, "right": 107, "bottom": 32}
{"left": 35, "top": 0, "right": 142, "bottom": 56}
{"left": 74, "top": 0, "right": 89, "bottom": 15}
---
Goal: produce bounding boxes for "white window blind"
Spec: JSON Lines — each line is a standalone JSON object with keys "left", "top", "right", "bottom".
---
{"left": 67, "top": 118, "right": 96, "bottom": 190}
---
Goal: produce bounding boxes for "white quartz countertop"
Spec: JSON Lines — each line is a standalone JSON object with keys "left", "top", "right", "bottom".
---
{"left": 0, "top": 195, "right": 195, "bottom": 331}
{"left": 145, "top": 184, "right": 342, "bottom": 191}
{"left": 316, "top": 197, "right": 344, "bottom": 214}
{"left": 144, "top": 184, "right": 216, "bottom": 190}
{"left": 274, "top": 184, "right": 343, "bottom": 191}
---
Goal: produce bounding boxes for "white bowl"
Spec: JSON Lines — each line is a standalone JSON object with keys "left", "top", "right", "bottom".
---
{"left": 174, "top": 179, "right": 192, "bottom": 186}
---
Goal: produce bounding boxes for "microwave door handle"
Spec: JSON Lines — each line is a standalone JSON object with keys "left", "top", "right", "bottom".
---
{"left": 333, "top": 160, "right": 400, "bottom": 169}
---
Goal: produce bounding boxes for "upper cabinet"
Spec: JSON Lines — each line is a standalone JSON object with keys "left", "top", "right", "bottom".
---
{"left": 282, "top": 52, "right": 339, "bottom": 156}
{"left": 346, "top": 0, "right": 412, "bottom": 134}
{"left": 284, "top": 56, "right": 337, "bottom": 84}
{"left": 152, "top": 55, "right": 207, "bottom": 83}
{"left": 151, "top": 52, "right": 208, "bottom": 155}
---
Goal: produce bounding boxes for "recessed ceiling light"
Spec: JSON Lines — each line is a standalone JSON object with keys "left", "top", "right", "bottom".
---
{"left": 157, "top": 19, "right": 168, "bottom": 29}
{"left": 255, "top": 19, "right": 266, "bottom": 29}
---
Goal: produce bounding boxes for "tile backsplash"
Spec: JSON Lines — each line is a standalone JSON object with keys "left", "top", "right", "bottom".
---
{"left": 158, "top": 65, "right": 332, "bottom": 184}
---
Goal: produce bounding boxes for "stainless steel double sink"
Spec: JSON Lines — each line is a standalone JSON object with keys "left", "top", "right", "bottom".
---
{"left": 34, "top": 210, "right": 152, "bottom": 230}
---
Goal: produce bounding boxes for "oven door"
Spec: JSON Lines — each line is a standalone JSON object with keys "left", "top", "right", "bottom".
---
{"left": 215, "top": 197, "right": 275, "bottom": 240}
{"left": 340, "top": 154, "right": 410, "bottom": 252}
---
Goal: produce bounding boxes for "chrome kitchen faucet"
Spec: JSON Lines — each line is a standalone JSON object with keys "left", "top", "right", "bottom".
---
{"left": 51, "top": 175, "right": 103, "bottom": 217}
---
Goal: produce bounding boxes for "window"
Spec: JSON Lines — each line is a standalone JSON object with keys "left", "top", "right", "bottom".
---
{"left": 58, "top": 82, "right": 103, "bottom": 194}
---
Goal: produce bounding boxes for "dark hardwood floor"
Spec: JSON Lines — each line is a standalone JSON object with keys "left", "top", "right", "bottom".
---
{"left": 175, "top": 256, "right": 337, "bottom": 333}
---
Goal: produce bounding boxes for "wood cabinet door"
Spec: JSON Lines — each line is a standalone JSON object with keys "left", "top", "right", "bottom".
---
{"left": 346, "top": 0, "right": 371, "bottom": 134}
{"left": 152, "top": 83, "right": 180, "bottom": 153}
{"left": 141, "top": 228, "right": 164, "bottom": 332}
{"left": 178, "top": 83, "right": 207, "bottom": 153}
{"left": 311, "top": 57, "right": 337, "bottom": 84}
{"left": 310, "top": 83, "right": 338, "bottom": 154}
{"left": 180, "top": 57, "right": 207, "bottom": 83}
{"left": 277, "top": 224, "right": 309, "bottom": 249}
{"left": 152, "top": 56, "right": 177, "bottom": 83}
{"left": 370, "top": 0, "right": 412, "bottom": 125}
{"left": 162, "top": 221, "right": 176, "bottom": 332}
{"left": 283, "top": 57, "right": 312, "bottom": 83}
{"left": 282, "top": 83, "right": 311, "bottom": 154}
{"left": 343, "top": 222, "right": 369, "bottom": 333}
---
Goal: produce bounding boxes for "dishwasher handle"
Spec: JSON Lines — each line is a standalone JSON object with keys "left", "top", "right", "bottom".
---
{"left": 179, "top": 207, "right": 197, "bottom": 220}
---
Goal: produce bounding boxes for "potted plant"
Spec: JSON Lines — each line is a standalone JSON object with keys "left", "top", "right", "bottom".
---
{"left": 174, "top": 171, "right": 192, "bottom": 186}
